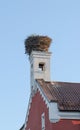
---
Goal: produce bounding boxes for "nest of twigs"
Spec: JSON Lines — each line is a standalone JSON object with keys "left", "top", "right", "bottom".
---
{"left": 24, "top": 35, "right": 52, "bottom": 55}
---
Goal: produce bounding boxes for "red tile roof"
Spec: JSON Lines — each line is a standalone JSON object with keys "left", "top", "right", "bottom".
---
{"left": 36, "top": 79, "right": 80, "bottom": 111}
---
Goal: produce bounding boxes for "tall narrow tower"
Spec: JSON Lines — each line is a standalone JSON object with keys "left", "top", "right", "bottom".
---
{"left": 24, "top": 35, "right": 52, "bottom": 91}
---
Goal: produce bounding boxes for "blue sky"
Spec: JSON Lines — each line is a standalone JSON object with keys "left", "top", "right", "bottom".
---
{"left": 0, "top": 0, "right": 80, "bottom": 130}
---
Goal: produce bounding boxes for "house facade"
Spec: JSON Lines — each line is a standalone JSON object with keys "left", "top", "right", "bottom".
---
{"left": 20, "top": 36, "right": 80, "bottom": 130}
{"left": 25, "top": 89, "right": 80, "bottom": 130}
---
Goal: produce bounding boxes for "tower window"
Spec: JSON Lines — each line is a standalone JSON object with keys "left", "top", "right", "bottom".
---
{"left": 39, "top": 63, "right": 45, "bottom": 71}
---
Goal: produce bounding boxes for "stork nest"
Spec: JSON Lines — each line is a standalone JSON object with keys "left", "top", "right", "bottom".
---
{"left": 24, "top": 35, "right": 52, "bottom": 55}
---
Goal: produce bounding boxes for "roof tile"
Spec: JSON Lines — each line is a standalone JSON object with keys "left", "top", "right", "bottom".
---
{"left": 36, "top": 79, "right": 80, "bottom": 111}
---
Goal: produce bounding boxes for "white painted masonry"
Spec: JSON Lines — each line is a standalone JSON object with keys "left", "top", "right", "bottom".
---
{"left": 49, "top": 103, "right": 60, "bottom": 123}
{"left": 29, "top": 51, "right": 51, "bottom": 91}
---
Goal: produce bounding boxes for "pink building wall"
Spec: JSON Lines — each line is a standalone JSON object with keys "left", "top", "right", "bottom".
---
{"left": 26, "top": 91, "right": 80, "bottom": 130}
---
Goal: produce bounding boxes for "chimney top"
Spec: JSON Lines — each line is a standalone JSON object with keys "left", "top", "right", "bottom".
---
{"left": 24, "top": 35, "right": 52, "bottom": 55}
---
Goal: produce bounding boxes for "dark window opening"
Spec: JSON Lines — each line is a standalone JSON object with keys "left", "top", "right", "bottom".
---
{"left": 39, "top": 63, "right": 45, "bottom": 71}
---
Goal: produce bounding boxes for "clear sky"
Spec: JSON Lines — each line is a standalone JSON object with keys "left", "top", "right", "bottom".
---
{"left": 0, "top": 0, "right": 80, "bottom": 130}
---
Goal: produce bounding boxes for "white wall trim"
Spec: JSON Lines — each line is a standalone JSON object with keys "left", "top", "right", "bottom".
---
{"left": 48, "top": 102, "right": 80, "bottom": 123}
{"left": 24, "top": 92, "right": 34, "bottom": 129}
{"left": 35, "top": 80, "right": 50, "bottom": 108}
{"left": 49, "top": 102, "right": 60, "bottom": 123}
{"left": 59, "top": 111, "right": 80, "bottom": 119}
